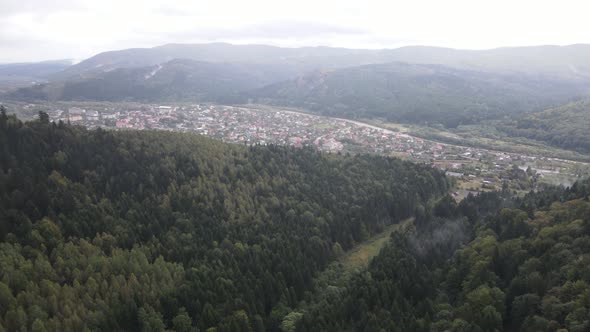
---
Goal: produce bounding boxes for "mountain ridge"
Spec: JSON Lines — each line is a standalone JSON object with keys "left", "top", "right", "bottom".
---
{"left": 9, "top": 58, "right": 296, "bottom": 102}
{"left": 56, "top": 43, "right": 590, "bottom": 80}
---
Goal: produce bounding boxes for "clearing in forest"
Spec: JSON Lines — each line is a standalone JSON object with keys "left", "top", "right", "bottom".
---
{"left": 337, "top": 217, "right": 414, "bottom": 271}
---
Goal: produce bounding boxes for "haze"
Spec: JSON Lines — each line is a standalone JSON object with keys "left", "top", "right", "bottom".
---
{"left": 1, "top": 0, "right": 590, "bottom": 63}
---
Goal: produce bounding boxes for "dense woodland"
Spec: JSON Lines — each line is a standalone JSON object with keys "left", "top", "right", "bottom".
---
{"left": 3, "top": 106, "right": 590, "bottom": 331}
{"left": 294, "top": 180, "right": 590, "bottom": 331}
{"left": 499, "top": 100, "right": 590, "bottom": 154}
{"left": 251, "top": 63, "right": 587, "bottom": 128}
{"left": 0, "top": 108, "right": 449, "bottom": 331}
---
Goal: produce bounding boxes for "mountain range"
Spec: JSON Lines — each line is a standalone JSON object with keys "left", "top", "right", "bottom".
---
{"left": 54, "top": 43, "right": 590, "bottom": 80}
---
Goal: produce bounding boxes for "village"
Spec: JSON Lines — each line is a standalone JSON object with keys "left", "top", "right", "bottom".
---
{"left": 38, "top": 102, "right": 590, "bottom": 198}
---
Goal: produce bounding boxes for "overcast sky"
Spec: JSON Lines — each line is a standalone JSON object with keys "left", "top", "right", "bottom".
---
{"left": 1, "top": 0, "right": 589, "bottom": 63}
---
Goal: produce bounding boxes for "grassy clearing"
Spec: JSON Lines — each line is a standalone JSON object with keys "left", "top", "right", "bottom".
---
{"left": 338, "top": 218, "right": 412, "bottom": 270}
{"left": 288, "top": 218, "right": 415, "bottom": 321}
{"left": 336, "top": 217, "right": 414, "bottom": 271}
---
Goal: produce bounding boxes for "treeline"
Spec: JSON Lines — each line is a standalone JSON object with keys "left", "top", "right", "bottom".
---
{"left": 296, "top": 179, "right": 590, "bottom": 331}
{"left": 0, "top": 108, "right": 449, "bottom": 331}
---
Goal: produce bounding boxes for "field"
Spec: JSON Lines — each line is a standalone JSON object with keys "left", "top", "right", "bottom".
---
{"left": 364, "top": 119, "right": 590, "bottom": 162}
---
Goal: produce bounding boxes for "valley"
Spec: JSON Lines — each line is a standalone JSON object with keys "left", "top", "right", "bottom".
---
{"left": 4, "top": 2, "right": 590, "bottom": 330}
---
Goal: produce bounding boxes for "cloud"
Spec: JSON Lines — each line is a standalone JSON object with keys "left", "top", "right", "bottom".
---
{"left": 0, "top": 0, "right": 90, "bottom": 16}
{"left": 169, "top": 20, "right": 368, "bottom": 41}
{"left": 154, "top": 5, "right": 198, "bottom": 17}
{"left": 1, "top": 0, "right": 590, "bottom": 62}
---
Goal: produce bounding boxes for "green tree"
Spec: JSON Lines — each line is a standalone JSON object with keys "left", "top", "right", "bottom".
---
{"left": 38, "top": 111, "right": 49, "bottom": 124}
{"left": 138, "top": 306, "right": 165, "bottom": 332}
{"left": 0, "top": 282, "right": 14, "bottom": 315}
{"left": 31, "top": 319, "right": 48, "bottom": 332}
{"left": 172, "top": 308, "right": 193, "bottom": 332}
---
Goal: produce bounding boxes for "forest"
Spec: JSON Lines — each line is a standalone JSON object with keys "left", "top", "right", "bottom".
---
{"left": 294, "top": 179, "right": 590, "bottom": 331}
{"left": 2, "top": 107, "right": 590, "bottom": 331}
{"left": 499, "top": 100, "right": 590, "bottom": 154}
{"left": 0, "top": 108, "right": 449, "bottom": 331}
{"left": 250, "top": 62, "right": 586, "bottom": 128}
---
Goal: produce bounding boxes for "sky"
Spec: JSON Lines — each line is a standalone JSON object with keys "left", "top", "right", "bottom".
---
{"left": 1, "top": 0, "right": 590, "bottom": 63}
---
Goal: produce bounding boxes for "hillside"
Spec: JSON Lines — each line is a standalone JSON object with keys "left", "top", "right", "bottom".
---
{"left": 0, "top": 60, "right": 72, "bottom": 80}
{"left": 58, "top": 43, "right": 590, "bottom": 81}
{"left": 53, "top": 43, "right": 386, "bottom": 80}
{"left": 499, "top": 100, "right": 590, "bottom": 153}
{"left": 250, "top": 62, "right": 589, "bottom": 128}
{"left": 382, "top": 44, "right": 590, "bottom": 80}
{"left": 0, "top": 110, "right": 449, "bottom": 331}
{"left": 8, "top": 59, "right": 293, "bottom": 102}
{"left": 298, "top": 182, "right": 590, "bottom": 331}
{"left": 3, "top": 108, "right": 590, "bottom": 331}
{"left": 0, "top": 60, "right": 73, "bottom": 93}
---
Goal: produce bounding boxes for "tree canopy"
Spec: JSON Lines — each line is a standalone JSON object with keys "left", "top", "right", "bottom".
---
{"left": 0, "top": 112, "right": 449, "bottom": 331}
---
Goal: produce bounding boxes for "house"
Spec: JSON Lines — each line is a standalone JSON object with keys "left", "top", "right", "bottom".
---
{"left": 446, "top": 171, "right": 463, "bottom": 177}
{"left": 482, "top": 178, "right": 497, "bottom": 184}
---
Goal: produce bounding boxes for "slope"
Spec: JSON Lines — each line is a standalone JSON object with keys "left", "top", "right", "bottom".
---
{"left": 499, "top": 99, "right": 590, "bottom": 153}
{"left": 53, "top": 43, "right": 387, "bottom": 80}
{"left": 8, "top": 59, "right": 294, "bottom": 102}
{"left": 0, "top": 60, "right": 73, "bottom": 92}
{"left": 299, "top": 181, "right": 590, "bottom": 331}
{"left": 0, "top": 110, "right": 449, "bottom": 331}
{"left": 58, "top": 43, "right": 590, "bottom": 81}
{"left": 250, "top": 62, "right": 589, "bottom": 128}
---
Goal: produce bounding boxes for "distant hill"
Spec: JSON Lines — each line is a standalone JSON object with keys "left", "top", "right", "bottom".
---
{"left": 381, "top": 44, "right": 590, "bottom": 80}
{"left": 499, "top": 99, "right": 590, "bottom": 153}
{"left": 57, "top": 43, "right": 590, "bottom": 80}
{"left": 8, "top": 59, "right": 293, "bottom": 102}
{"left": 0, "top": 59, "right": 72, "bottom": 79}
{"left": 0, "top": 59, "right": 73, "bottom": 93}
{"left": 54, "top": 43, "right": 386, "bottom": 80}
{"left": 249, "top": 62, "right": 590, "bottom": 127}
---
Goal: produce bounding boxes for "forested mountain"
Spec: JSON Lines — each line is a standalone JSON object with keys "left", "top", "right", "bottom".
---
{"left": 296, "top": 180, "right": 590, "bottom": 331}
{"left": 57, "top": 43, "right": 590, "bottom": 81}
{"left": 8, "top": 59, "right": 295, "bottom": 102}
{"left": 499, "top": 100, "right": 590, "bottom": 153}
{"left": 381, "top": 44, "right": 590, "bottom": 80}
{"left": 0, "top": 108, "right": 449, "bottom": 331}
{"left": 52, "top": 43, "right": 386, "bottom": 80}
{"left": 0, "top": 60, "right": 73, "bottom": 93}
{"left": 250, "top": 62, "right": 589, "bottom": 127}
{"left": 0, "top": 60, "right": 72, "bottom": 81}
